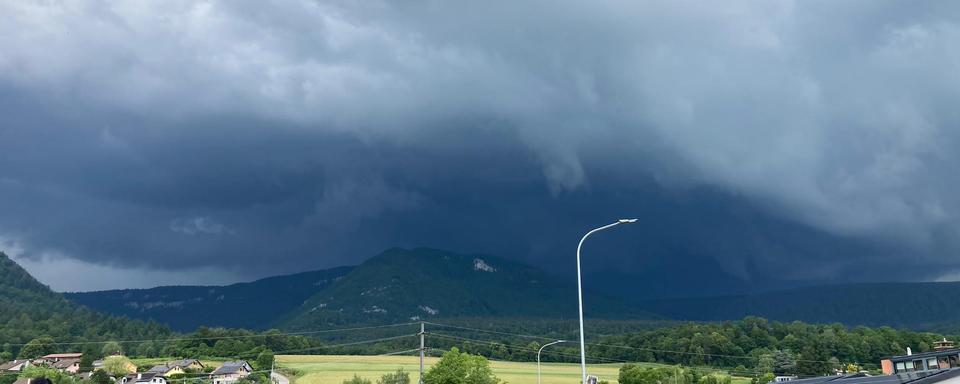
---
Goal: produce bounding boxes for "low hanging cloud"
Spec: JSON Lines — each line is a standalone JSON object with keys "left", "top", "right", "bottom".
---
{"left": 1, "top": 1, "right": 959, "bottom": 290}
{"left": 170, "top": 216, "right": 234, "bottom": 236}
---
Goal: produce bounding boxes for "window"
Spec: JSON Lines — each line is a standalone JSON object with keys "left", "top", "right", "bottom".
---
{"left": 914, "top": 360, "right": 924, "bottom": 371}
{"left": 896, "top": 362, "right": 909, "bottom": 372}
{"left": 928, "top": 358, "right": 940, "bottom": 370}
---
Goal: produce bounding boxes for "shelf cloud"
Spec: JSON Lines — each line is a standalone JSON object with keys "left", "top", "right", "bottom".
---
{"left": 1, "top": 1, "right": 959, "bottom": 291}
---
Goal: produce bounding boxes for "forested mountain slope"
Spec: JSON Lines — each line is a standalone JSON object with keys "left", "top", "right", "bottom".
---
{"left": 0, "top": 252, "right": 172, "bottom": 355}
{"left": 66, "top": 266, "right": 354, "bottom": 331}
{"left": 281, "top": 248, "right": 654, "bottom": 328}
{"left": 640, "top": 282, "right": 960, "bottom": 332}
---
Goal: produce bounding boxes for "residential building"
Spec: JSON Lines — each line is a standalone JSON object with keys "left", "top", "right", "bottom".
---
{"left": 779, "top": 369, "right": 960, "bottom": 384}
{"left": 121, "top": 372, "right": 168, "bottom": 384}
{"left": 149, "top": 359, "right": 205, "bottom": 376}
{"left": 882, "top": 348, "right": 960, "bottom": 375}
{"left": 52, "top": 358, "right": 81, "bottom": 374}
{"left": 0, "top": 360, "right": 32, "bottom": 372}
{"left": 147, "top": 364, "right": 184, "bottom": 377}
{"left": 41, "top": 353, "right": 83, "bottom": 362}
{"left": 28, "top": 358, "right": 52, "bottom": 366}
{"left": 93, "top": 356, "right": 137, "bottom": 373}
{"left": 210, "top": 361, "right": 253, "bottom": 384}
{"left": 170, "top": 359, "right": 204, "bottom": 372}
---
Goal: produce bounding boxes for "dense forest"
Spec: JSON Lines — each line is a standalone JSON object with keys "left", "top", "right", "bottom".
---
{"left": 641, "top": 284, "right": 960, "bottom": 333}
{"left": 0, "top": 252, "right": 172, "bottom": 357}
{"left": 592, "top": 317, "right": 949, "bottom": 375}
{"left": 348, "top": 317, "right": 954, "bottom": 378}
{"left": 0, "top": 252, "right": 320, "bottom": 362}
{"left": 65, "top": 267, "right": 355, "bottom": 331}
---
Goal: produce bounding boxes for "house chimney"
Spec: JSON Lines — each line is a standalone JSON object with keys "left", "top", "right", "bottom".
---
{"left": 907, "top": 347, "right": 913, "bottom": 356}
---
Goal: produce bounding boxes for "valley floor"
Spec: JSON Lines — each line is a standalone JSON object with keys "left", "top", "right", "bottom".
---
{"left": 276, "top": 355, "right": 753, "bottom": 384}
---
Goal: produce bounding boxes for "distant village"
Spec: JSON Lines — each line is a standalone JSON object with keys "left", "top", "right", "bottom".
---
{"left": 0, "top": 353, "right": 257, "bottom": 384}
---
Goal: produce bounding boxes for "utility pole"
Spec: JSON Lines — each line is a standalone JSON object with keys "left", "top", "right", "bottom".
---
{"left": 419, "top": 322, "right": 425, "bottom": 384}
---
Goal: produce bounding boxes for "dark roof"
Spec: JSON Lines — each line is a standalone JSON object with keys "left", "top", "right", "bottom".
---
{"left": 125, "top": 372, "right": 161, "bottom": 382}
{"left": 170, "top": 359, "right": 202, "bottom": 368}
{"left": 889, "top": 350, "right": 960, "bottom": 362}
{"left": 210, "top": 361, "right": 251, "bottom": 375}
{"left": 785, "top": 369, "right": 960, "bottom": 384}
{"left": 148, "top": 365, "right": 174, "bottom": 373}
{"left": 52, "top": 359, "right": 80, "bottom": 369}
{"left": 785, "top": 373, "right": 881, "bottom": 384}
{"left": 0, "top": 360, "right": 30, "bottom": 371}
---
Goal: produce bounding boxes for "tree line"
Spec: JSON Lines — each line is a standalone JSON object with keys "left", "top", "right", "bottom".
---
{"left": 5, "top": 317, "right": 955, "bottom": 379}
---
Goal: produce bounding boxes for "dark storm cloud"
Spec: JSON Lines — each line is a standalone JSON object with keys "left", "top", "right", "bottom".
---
{"left": 1, "top": 1, "right": 959, "bottom": 291}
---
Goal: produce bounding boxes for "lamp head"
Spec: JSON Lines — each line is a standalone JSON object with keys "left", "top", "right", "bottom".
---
{"left": 618, "top": 218, "right": 638, "bottom": 223}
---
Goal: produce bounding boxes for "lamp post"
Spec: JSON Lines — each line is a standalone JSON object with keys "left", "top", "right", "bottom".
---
{"left": 577, "top": 219, "right": 637, "bottom": 384}
{"left": 537, "top": 340, "right": 566, "bottom": 384}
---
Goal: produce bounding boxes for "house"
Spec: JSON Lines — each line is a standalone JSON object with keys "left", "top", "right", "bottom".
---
{"left": 121, "top": 372, "right": 168, "bottom": 384}
{"left": 210, "top": 361, "right": 253, "bottom": 384}
{"left": 882, "top": 342, "right": 960, "bottom": 375}
{"left": 779, "top": 369, "right": 960, "bottom": 384}
{"left": 0, "top": 360, "right": 32, "bottom": 372}
{"left": 28, "top": 358, "right": 52, "bottom": 366}
{"left": 41, "top": 353, "right": 83, "bottom": 363}
{"left": 148, "top": 359, "right": 205, "bottom": 377}
{"left": 52, "top": 358, "right": 81, "bottom": 374}
{"left": 147, "top": 364, "right": 184, "bottom": 377}
{"left": 93, "top": 356, "right": 137, "bottom": 373}
{"left": 170, "top": 359, "right": 204, "bottom": 372}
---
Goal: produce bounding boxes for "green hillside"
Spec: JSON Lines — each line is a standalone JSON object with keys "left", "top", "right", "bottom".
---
{"left": 638, "top": 282, "right": 960, "bottom": 331}
{"left": 282, "top": 248, "right": 653, "bottom": 328}
{"left": 0, "top": 251, "right": 172, "bottom": 356}
{"left": 65, "top": 266, "right": 354, "bottom": 331}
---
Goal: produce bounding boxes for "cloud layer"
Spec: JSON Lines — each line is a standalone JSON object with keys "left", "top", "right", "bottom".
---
{"left": 1, "top": 0, "right": 959, "bottom": 291}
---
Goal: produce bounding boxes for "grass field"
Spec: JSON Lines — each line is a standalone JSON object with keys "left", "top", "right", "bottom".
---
{"left": 277, "top": 355, "right": 753, "bottom": 384}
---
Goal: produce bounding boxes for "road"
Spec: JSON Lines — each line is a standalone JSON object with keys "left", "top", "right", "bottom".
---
{"left": 272, "top": 372, "right": 290, "bottom": 384}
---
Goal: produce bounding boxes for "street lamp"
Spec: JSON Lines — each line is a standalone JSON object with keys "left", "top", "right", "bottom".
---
{"left": 537, "top": 340, "right": 566, "bottom": 384}
{"left": 577, "top": 219, "right": 637, "bottom": 384}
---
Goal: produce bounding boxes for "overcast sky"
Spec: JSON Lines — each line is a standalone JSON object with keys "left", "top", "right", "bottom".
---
{"left": 1, "top": 1, "right": 959, "bottom": 292}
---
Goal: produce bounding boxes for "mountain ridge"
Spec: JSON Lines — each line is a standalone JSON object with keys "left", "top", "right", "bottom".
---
{"left": 0, "top": 251, "right": 172, "bottom": 349}
{"left": 54, "top": 247, "right": 960, "bottom": 333}
{"left": 639, "top": 281, "right": 960, "bottom": 331}
{"left": 280, "top": 247, "right": 654, "bottom": 329}
{"left": 65, "top": 266, "right": 355, "bottom": 331}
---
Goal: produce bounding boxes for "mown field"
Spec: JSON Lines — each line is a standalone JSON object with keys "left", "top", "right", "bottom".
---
{"left": 276, "top": 355, "right": 753, "bottom": 384}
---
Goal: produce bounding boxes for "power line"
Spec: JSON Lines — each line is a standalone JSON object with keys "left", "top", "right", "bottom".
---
{"left": 426, "top": 321, "right": 840, "bottom": 365}
{"left": 428, "top": 333, "right": 629, "bottom": 364}
{"left": 0, "top": 322, "right": 420, "bottom": 347}
{"left": 424, "top": 322, "right": 557, "bottom": 341}
{"left": 421, "top": 339, "right": 791, "bottom": 380}
{"left": 245, "top": 333, "right": 419, "bottom": 357}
